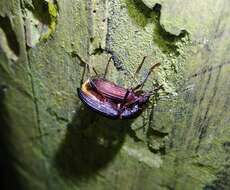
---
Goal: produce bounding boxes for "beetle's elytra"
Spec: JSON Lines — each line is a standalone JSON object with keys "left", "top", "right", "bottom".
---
{"left": 89, "top": 78, "right": 137, "bottom": 103}
{"left": 77, "top": 54, "right": 163, "bottom": 119}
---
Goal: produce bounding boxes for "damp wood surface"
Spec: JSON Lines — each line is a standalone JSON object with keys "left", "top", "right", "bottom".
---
{"left": 0, "top": 0, "right": 230, "bottom": 190}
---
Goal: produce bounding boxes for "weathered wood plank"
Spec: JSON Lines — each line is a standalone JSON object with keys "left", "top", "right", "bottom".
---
{"left": 0, "top": 0, "right": 230, "bottom": 189}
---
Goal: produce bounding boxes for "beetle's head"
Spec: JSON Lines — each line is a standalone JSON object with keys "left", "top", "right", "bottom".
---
{"left": 138, "top": 93, "right": 150, "bottom": 105}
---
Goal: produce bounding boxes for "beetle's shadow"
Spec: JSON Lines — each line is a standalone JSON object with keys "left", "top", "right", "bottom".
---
{"left": 55, "top": 105, "right": 133, "bottom": 181}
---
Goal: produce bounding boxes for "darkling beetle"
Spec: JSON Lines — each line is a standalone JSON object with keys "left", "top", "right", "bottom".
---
{"left": 77, "top": 54, "right": 163, "bottom": 119}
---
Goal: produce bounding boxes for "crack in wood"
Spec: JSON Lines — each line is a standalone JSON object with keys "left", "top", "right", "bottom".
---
{"left": 26, "top": 53, "right": 42, "bottom": 138}
{"left": 195, "top": 65, "right": 222, "bottom": 152}
{"left": 189, "top": 61, "right": 230, "bottom": 79}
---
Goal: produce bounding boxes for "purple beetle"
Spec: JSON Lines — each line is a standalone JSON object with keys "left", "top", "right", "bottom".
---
{"left": 77, "top": 55, "right": 163, "bottom": 119}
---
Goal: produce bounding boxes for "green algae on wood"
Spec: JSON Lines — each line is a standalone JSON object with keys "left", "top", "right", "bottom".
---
{"left": 1, "top": 0, "right": 230, "bottom": 190}
{"left": 23, "top": 0, "right": 58, "bottom": 47}
{"left": 125, "top": 0, "right": 190, "bottom": 55}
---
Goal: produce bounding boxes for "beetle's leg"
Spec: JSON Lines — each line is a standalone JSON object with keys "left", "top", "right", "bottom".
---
{"left": 81, "top": 61, "right": 87, "bottom": 85}
{"left": 81, "top": 61, "right": 97, "bottom": 85}
{"left": 134, "top": 56, "right": 147, "bottom": 76}
{"left": 92, "top": 67, "right": 98, "bottom": 76}
{"left": 75, "top": 53, "right": 90, "bottom": 85}
{"left": 119, "top": 89, "right": 130, "bottom": 108}
{"left": 133, "top": 62, "right": 161, "bottom": 91}
{"left": 148, "top": 84, "right": 164, "bottom": 95}
{"left": 132, "top": 83, "right": 142, "bottom": 91}
{"left": 132, "top": 57, "right": 149, "bottom": 90}
{"left": 103, "top": 56, "right": 112, "bottom": 79}
{"left": 123, "top": 90, "right": 130, "bottom": 103}
{"left": 119, "top": 90, "right": 141, "bottom": 108}
{"left": 76, "top": 53, "right": 99, "bottom": 85}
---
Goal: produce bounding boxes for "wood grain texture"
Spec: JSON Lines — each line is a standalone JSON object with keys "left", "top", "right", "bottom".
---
{"left": 0, "top": 0, "right": 230, "bottom": 189}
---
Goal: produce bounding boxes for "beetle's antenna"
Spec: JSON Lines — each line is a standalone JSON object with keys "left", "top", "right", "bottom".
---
{"left": 141, "top": 62, "right": 160, "bottom": 89}
{"left": 103, "top": 56, "right": 112, "bottom": 79}
{"left": 133, "top": 62, "right": 161, "bottom": 90}
{"left": 127, "top": 56, "right": 147, "bottom": 86}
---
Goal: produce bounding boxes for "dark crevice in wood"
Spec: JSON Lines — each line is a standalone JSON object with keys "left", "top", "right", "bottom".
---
{"left": 0, "top": 15, "right": 20, "bottom": 56}
{"left": 198, "top": 71, "right": 212, "bottom": 106}
{"left": 0, "top": 85, "right": 23, "bottom": 190}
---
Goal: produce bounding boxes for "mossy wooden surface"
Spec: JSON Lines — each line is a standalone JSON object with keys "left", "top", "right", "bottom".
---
{"left": 0, "top": 0, "right": 230, "bottom": 190}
